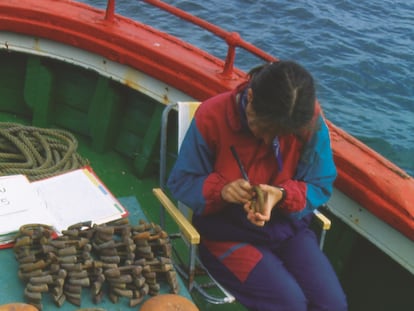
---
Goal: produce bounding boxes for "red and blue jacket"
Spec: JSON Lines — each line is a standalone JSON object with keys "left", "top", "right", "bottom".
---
{"left": 167, "top": 83, "right": 337, "bottom": 281}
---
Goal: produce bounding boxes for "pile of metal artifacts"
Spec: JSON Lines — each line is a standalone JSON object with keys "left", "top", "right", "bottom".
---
{"left": 13, "top": 218, "right": 179, "bottom": 310}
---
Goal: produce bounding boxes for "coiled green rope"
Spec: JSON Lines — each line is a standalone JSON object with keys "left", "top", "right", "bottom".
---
{"left": 0, "top": 123, "right": 88, "bottom": 181}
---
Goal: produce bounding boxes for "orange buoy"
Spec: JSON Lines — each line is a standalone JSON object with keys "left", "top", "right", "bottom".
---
{"left": 0, "top": 303, "right": 38, "bottom": 311}
{"left": 140, "top": 294, "right": 199, "bottom": 311}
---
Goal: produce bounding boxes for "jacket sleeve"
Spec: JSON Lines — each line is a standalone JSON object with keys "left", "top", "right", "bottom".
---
{"left": 279, "top": 116, "right": 337, "bottom": 219}
{"left": 167, "top": 120, "right": 227, "bottom": 215}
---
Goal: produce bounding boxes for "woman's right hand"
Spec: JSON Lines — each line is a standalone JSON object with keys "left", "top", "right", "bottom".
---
{"left": 221, "top": 179, "right": 253, "bottom": 204}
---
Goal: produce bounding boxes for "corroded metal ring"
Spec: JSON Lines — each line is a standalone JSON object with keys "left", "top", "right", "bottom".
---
{"left": 19, "top": 224, "right": 55, "bottom": 237}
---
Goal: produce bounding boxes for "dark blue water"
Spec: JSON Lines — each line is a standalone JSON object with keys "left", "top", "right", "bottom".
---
{"left": 83, "top": 0, "right": 414, "bottom": 176}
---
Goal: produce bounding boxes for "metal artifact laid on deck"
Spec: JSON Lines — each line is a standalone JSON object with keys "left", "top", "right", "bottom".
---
{"left": 13, "top": 219, "right": 179, "bottom": 310}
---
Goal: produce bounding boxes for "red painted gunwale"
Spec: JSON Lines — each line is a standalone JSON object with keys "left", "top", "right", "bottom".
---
{"left": 0, "top": 0, "right": 413, "bottom": 240}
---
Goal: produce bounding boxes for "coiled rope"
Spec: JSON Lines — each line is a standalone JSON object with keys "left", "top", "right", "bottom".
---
{"left": 0, "top": 123, "right": 88, "bottom": 181}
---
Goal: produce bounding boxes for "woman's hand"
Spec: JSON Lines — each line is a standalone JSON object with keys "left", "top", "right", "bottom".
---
{"left": 221, "top": 179, "right": 253, "bottom": 204}
{"left": 244, "top": 184, "right": 285, "bottom": 227}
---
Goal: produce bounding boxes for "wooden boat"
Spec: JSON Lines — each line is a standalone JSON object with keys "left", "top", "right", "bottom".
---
{"left": 0, "top": 0, "right": 413, "bottom": 310}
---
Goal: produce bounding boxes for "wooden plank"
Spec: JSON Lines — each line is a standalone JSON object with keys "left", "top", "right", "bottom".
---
{"left": 0, "top": 52, "right": 27, "bottom": 115}
{"left": 152, "top": 188, "right": 200, "bottom": 244}
{"left": 24, "top": 56, "right": 53, "bottom": 126}
{"left": 133, "top": 105, "right": 163, "bottom": 177}
{"left": 88, "top": 77, "right": 121, "bottom": 152}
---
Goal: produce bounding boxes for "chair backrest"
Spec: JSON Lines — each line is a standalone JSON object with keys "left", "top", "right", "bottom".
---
{"left": 177, "top": 101, "right": 201, "bottom": 149}
{"left": 159, "top": 101, "right": 201, "bottom": 224}
{"left": 176, "top": 102, "right": 201, "bottom": 219}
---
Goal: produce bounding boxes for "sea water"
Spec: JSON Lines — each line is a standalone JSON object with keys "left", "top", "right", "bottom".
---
{"left": 82, "top": 0, "right": 414, "bottom": 176}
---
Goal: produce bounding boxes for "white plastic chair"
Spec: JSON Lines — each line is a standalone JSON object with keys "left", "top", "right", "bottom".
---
{"left": 154, "top": 101, "right": 235, "bottom": 304}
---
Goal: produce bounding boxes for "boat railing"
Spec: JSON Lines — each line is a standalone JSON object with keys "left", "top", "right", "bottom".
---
{"left": 104, "top": 0, "right": 277, "bottom": 77}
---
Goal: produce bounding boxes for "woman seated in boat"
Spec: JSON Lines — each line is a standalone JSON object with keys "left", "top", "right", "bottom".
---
{"left": 167, "top": 60, "right": 348, "bottom": 311}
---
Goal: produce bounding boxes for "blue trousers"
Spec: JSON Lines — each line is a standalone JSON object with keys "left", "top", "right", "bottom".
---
{"left": 199, "top": 228, "right": 348, "bottom": 311}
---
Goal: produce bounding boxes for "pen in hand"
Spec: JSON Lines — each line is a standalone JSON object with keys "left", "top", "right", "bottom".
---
{"left": 230, "top": 146, "right": 266, "bottom": 217}
{"left": 230, "top": 145, "right": 250, "bottom": 183}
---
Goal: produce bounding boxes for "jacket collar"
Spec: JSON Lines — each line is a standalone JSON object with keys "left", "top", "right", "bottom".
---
{"left": 227, "top": 82, "right": 249, "bottom": 132}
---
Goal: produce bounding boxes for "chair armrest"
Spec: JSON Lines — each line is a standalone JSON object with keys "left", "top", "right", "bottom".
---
{"left": 313, "top": 209, "right": 331, "bottom": 230}
{"left": 153, "top": 188, "right": 200, "bottom": 245}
